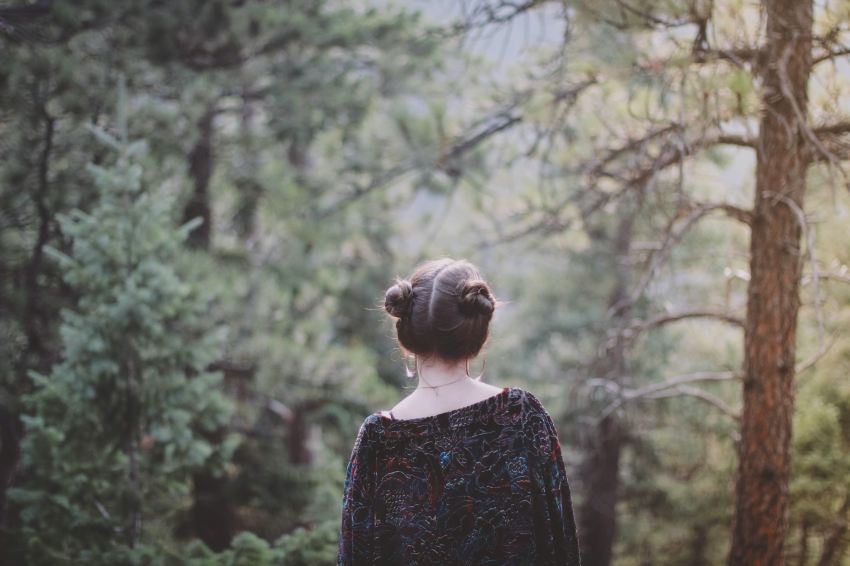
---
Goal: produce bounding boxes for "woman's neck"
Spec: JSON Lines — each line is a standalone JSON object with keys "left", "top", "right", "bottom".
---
{"left": 416, "top": 357, "right": 468, "bottom": 389}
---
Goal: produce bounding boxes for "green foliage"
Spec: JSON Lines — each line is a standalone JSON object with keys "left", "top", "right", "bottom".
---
{"left": 275, "top": 520, "right": 339, "bottom": 566}
{"left": 175, "top": 520, "right": 338, "bottom": 566}
{"left": 792, "top": 373, "right": 850, "bottom": 518}
{"left": 7, "top": 118, "right": 236, "bottom": 564}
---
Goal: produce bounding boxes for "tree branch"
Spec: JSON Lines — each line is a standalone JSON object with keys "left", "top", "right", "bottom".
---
{"left": 622, "top": 309, "right": 745, "bottom": 339}
{"left": 316, "top": 106, "right": 524, "bottom": 219}
{"left": 483, "top": 124, "right": 756, "bottom": 248}
{"left": 595, "top": 370, "right": 742, "bottom": 421}
{"left": 691, "top": 46, "right": 762, "bottom": 68}
{"left": 795, "top": 329, "right": 840, "bottom": 376}
{"left": 813, "top": 46, "right": 850, "bottom": 65}
{"left": 645, "top": 385, "right": 741, "bottom": 420}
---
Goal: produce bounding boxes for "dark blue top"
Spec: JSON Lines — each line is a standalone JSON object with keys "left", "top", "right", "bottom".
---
{"left": 337, "top": 386, "right": 582, "bottom": 565}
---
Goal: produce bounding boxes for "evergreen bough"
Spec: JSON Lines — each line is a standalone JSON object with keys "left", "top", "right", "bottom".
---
{"left": 8, "top": 88, "right": 236, "bottom": 564}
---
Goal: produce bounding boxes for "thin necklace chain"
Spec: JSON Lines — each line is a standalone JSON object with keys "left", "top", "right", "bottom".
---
{"left": 408, "top": 357, "right": 484, "bottom": 393}
{"left": 417, "top": 374, "right": 470, "bottom": 390}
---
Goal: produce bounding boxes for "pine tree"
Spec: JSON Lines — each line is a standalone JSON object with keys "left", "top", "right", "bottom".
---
{"left": 8, "top": 84, "right": 236, "bottom": 564}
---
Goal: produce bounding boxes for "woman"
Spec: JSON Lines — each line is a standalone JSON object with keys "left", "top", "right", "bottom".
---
{"left": 337, "top": 258, "right": 581, "bottom": 565}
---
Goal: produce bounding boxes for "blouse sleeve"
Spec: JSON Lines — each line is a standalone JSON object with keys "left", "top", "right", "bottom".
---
{"left": 525, "top": 391, "right": 582, "bottom": 566}
{"left": 337, "top": 415, "right": 378, "bottom": 566}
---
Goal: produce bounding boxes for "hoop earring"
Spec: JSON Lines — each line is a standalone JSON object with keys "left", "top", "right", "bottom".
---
{"left": 404, "top": 354, "right": 418, "bottom": 379}
{"left": 465, "top": 356, "right": 486, "bottom": 380}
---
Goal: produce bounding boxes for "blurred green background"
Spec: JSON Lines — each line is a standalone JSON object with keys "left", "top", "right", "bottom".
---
{"left": 1, "top": 1, "right": 849, "bottom": 564}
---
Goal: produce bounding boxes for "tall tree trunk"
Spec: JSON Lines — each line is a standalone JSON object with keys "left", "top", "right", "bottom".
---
{"left": 577, "top": 414, "right": 623, "bottom": 566}
{"left": 189, "top": 425, "right": 236, "bottom": 551}
{"left": 183, "top": 107, "right": 216, "bottom": 249}
{"left": 233, "top": 91, "right": 263, "bottom": 240}
{"left": 184, "top": 362, "right": 250, "bottom": 549}
{"left": 288, "top": 405, "right": 313, "bottom": 465}
{"left": 126, "top": 345, "right": 142, "bottom": 547}
{"left": 577, "top": 209, "right": 634, "bottom": 566}
{"left": 728, "top": 1, "right": 813, "bottom": 564}
{"left": 22, "top": 112, "right": 54, "bottom": 369}
{"left": 2, "top": 103, "right": 57, "bottom": 545}
{"left": 0, "top": 405, "right": 21, "bottom": 529}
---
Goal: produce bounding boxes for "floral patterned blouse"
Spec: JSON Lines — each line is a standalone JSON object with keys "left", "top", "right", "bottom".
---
{"left": 337, "top": 386, "right": 581, "bottom": 565}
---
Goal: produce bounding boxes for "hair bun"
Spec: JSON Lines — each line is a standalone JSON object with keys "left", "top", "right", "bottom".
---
{"left": 459, "top": 279, "right": 494, "bottom": 316}
{"left": 384, "top": 278, "right": 414, "bottom": 319}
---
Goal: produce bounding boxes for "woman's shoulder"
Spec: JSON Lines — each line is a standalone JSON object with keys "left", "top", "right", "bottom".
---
{"left": 514, "top": 386, "right": 551, "bottom": 413}
{"left": 360, "top": 385, "right": 552, "bottom": 437}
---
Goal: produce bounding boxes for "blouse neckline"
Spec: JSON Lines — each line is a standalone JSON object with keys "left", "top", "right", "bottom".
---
{"left": 374, "top": 386, "right": 515, "bottom": 432}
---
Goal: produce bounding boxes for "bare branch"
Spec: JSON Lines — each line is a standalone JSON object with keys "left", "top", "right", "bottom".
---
{"left": 629, "top": 370, "right": 742, "bottom": 397}
{"left": 316, "top": 105, "right": 524, "bottom": 219}
{"left": 483, "top": 126, "right": 756, "bottom": 248}
{"left": 596, "top": 370, "right": 742, "bottom": 420}
{"left": 715, "top": 134, "right": 757, "bottom": 148}
{"left": 443, "top": 113, "right": 521, "bottom": 161}
{"left": 691, "top": 46, "right": 762, "bottom": 68}
{"left": 623, "top": 309, "right": 745, "bottom": 338}
{"left": 795, "top": 329, "right": 841, "bottom": 376}
{"left": 442, "top": 0, "right": 543, "bottom": 35}
{"left": 802, "top": 269, "right": 850, "bottom": 286}
{"left": 579, "top": 0, "right": 694, "bottom": 30}
{"left": 609, "top": 201, "right": 724, "bottom": 318}
{"left": 813, "top": 45, "right": 850, "bottom": 65}
{"left": 814, "top": 121, "right": 850, "bottom": 137}
{"left": 315, "top": 164, "right": 415, "bottom": 220}
{"left": 813, "top": 122, "right": 850, "bottom": 166}
{"left": 646, "top": 385, "right": 741, "bottom": 420}
{"left": 764, "top": 190, "right": 825, "bottom": 345}
{"left": 683, "top": 196, "right": 754, "bottom": 224}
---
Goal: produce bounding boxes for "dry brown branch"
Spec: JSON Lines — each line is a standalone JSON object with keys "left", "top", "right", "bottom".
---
{"left": 645, "top": 384, "right": 741, "bottom": 420}
{"left": 813, "top": 45, "right": 850, "bottom": 65}
{"left": 691, "top": 46, "right": 762, "bottom": 68}
{"left": 683, "top": 196, "right": 754, "bottom": 224}
{"left": 596, "top": 370, "right": 743, "bottom": 421}
{"left": 763, "top": 190, "right": 825, "bottom": 346}
{"left": 441, "top": 0, "right": 544, "bottom": 35}
{"left": 801, "top": 268, "right": 850, "bottom": 286}
{"left": 578, "top": 0, "right": 694, "bottom": 30}
{"left": 795, "top": 329, "right": 841, "bottom": 376}
{"left": 622, "top": 309, "right": 745, "bottom": 338}
{"left": 814, "top": 122, "right": 850, "bottom": 136}
{"left": 608, "top": 201, "right": 733, "bottom": 318}
{"left": 483, "top": 128, "right": 756, "bottom": 247}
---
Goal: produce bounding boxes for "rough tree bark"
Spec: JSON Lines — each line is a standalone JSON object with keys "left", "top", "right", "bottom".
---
{"left": 728, "top": 1, "right": 813, "bottom": 564}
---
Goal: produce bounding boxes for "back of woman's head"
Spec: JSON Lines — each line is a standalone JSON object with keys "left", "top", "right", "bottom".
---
{"left": 383, "top": 258, "right": 498, "bottom": 361}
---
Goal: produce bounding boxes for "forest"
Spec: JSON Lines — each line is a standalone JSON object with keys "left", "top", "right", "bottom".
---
{"left": 1, "top": 0, "right": 849, "bottom": 565}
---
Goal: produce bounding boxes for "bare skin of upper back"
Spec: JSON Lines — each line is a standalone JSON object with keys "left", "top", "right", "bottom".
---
{"left": 381, "top": 357, "right": 503, "bottom": 420}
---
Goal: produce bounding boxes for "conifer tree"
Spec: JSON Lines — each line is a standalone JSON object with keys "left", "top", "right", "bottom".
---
{"left": 8, "top": 85, "right": 236, "bottom": 564}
